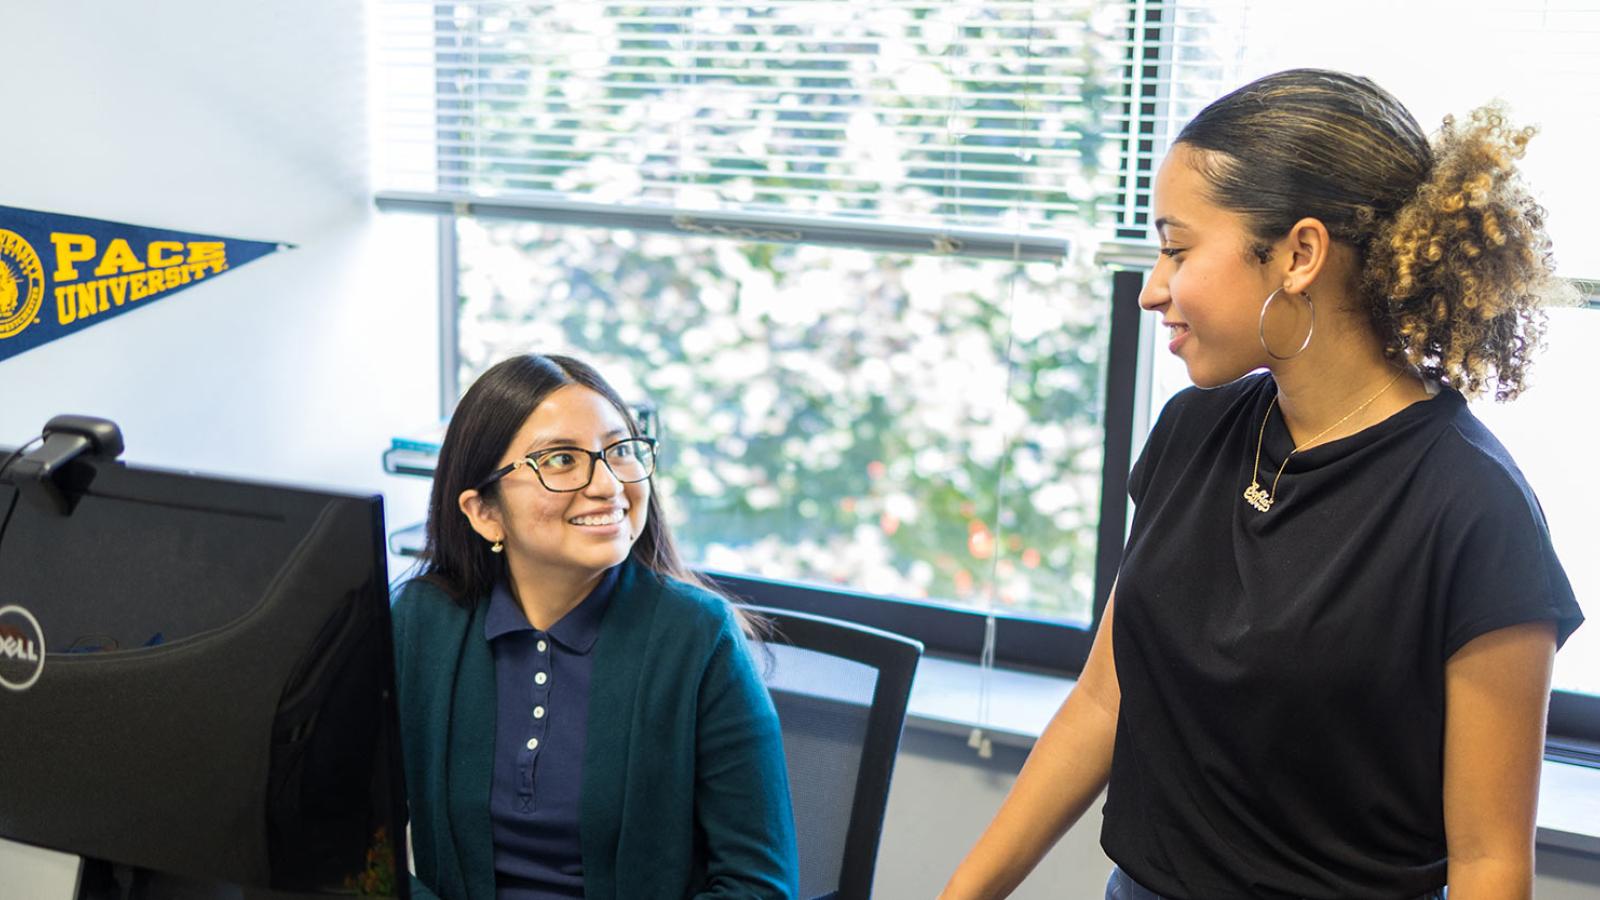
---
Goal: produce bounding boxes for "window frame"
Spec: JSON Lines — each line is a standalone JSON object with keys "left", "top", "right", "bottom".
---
{"left": 436, "top": 213, "right": 1141, "bottom": 677}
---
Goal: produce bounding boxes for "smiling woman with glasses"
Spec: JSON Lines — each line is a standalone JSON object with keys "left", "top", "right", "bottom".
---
{"left": 389, "top": 353, "right": 798, "bottom": 900}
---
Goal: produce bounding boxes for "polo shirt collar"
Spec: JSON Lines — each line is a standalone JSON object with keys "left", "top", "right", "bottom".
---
{"left": 483, "top": 565, "right": 620, "bottom": 654}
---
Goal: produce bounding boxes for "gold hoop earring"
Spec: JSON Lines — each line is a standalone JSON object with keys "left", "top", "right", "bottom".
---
{"left": 1259, "top": 288, "right": 1315, "bottom": 360}
{"left": 490, "top": 539, "right": 503, "bottom": 554}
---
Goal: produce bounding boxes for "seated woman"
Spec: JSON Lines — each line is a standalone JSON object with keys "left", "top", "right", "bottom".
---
{"left": 391, "top": 353, "right": 799, "bottom": 900}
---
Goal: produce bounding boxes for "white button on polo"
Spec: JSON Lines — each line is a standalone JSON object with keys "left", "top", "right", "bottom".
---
{"left": 526, "top": 738, "right": 539, "bottom": 750}
{"left": 534, "top": 672, "right": 548, "bottom": 685}
{"left": 534, "top": 706, "right": 546, "bottom": 719}
{"left": 537, "top": 640, "right": 548, "bottom": 653}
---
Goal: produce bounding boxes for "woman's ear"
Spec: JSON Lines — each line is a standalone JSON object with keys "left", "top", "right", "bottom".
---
{"left": 458, "top": 488, "right": 503, "bottom": 544}
{"left": 1279, "top": 216, "right": 1333, "bottom": 296}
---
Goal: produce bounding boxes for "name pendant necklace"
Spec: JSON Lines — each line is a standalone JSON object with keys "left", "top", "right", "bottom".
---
{"left": 1243, "top": 370, "right": 1406, "bottom": 513}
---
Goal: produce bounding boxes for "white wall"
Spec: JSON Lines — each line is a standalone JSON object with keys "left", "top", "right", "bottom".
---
{"left": 0, "top": 0, "right": 439, "bottom": 561}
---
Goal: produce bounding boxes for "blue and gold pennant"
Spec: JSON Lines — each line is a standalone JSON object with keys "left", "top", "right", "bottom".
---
{"left": 0, "top": 205, "right": 287, "bottom": 364}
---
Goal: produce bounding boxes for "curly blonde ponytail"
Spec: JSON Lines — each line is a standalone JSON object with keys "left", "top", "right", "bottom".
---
{"left": 1364, "top": 106, "right": 1575, "bottom": 400}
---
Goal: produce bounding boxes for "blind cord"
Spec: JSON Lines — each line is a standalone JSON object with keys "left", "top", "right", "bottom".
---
{"left": 969, "top": 0, "right": 1038, "bottom": 761}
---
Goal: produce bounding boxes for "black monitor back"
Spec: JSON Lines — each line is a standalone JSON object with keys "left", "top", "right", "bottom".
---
{"left": 0, "top": 447, "right": 407, "bottom": 898}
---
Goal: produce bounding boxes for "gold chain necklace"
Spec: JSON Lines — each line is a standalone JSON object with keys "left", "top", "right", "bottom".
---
{"left": 1243, "top": 370, "right": 1406, "bottom": 513}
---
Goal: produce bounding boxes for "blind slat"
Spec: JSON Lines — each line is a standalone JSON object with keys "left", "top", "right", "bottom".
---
{"left": 388, "top": 76, "right": 1099, "bottom": 105}
{"left": 402, "top": 159, "right": 1095, "bottom": 194}
{"left": 425, "top": 65, "right": 1100, "bottom": 89}
{"left": 415, "top": 124, "right": 1100, "bottom": 147}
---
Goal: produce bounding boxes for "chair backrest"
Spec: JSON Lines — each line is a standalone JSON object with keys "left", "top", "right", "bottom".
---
{"left": 748, "top": 605, "right": 922, "bottom": 900}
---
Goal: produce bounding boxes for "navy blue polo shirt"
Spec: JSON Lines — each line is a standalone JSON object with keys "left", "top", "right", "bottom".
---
{"left": 484, "top": 567, "right": 617, "bottom": 900}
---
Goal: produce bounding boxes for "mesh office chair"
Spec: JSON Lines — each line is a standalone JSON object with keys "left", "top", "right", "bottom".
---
{"left": 749, "top": 606, "right": 923, "bottom": 900}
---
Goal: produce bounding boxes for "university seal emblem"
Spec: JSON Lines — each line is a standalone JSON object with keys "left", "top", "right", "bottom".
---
{"left": 0, "top": 229, "right": 46, "bottom": 341}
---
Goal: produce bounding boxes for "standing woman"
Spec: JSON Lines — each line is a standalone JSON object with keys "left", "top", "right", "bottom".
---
{"left": 391, "top": 354, "right": 799, "bottom": 900}
{"left": 941, "top": 70, "right": 1583, "bottom": 899}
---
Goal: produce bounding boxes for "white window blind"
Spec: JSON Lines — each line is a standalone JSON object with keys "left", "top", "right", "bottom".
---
{"left": 375, "top": 1, "right": 1154, "bottom": 258}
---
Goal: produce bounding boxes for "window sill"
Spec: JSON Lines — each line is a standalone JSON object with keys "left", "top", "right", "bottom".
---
{"left": 900, "top": 655, "right": 1600, "bottom": 857}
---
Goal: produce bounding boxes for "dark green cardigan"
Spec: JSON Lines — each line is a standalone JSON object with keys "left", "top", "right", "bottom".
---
{"left": 391, "top": 560, "right": 799, "bottom": 900}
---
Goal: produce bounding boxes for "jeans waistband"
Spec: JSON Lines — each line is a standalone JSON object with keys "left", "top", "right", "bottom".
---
{"left": 1104, "top": 865, "right": 1447, "bottom": 900}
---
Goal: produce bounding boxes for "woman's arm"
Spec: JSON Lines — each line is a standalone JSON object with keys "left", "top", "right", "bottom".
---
{"left": 690, "top": 624, "right": 801, "bottom": 899}
{"left": 1443, "top": 620, "right": 1558, "bottom": 900}
{"left": 939, "top": 588, "right": 1123, "bottom": 900}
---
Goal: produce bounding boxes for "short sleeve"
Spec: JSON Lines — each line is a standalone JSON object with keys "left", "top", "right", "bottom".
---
{"left": 1437, "top": 480, "right": 1583, "bottom": 659}
{"left": 1129, "top": 387, "right": 1196, "bottom": 507}
{"left": 1128, "top": 431, "right": 1157, "bottom": 508}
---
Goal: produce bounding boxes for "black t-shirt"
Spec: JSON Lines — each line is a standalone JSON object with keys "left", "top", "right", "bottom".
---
{"left": 1100, "top": 373, "right": 1583, "bottom": 900}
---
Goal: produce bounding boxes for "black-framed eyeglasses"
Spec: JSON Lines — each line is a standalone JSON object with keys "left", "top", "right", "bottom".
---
{"left": 474, "top": 437, "right": 658, "bottom": 494}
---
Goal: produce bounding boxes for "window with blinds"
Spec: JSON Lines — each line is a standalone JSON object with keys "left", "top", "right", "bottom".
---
{"left": 376, "top": 1, "right": 1141, "bottom": 258}
{"left": 372, "top": 1, "right": 1151, "bottom": 627}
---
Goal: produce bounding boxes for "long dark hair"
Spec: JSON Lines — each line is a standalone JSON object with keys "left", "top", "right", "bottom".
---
{"left": 419, "top": 353, "right": 710, "bottom": 608}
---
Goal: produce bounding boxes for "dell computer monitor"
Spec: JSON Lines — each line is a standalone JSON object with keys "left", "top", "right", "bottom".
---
{"left": 0, "top": 419, "right": 408, "bottom": 899}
